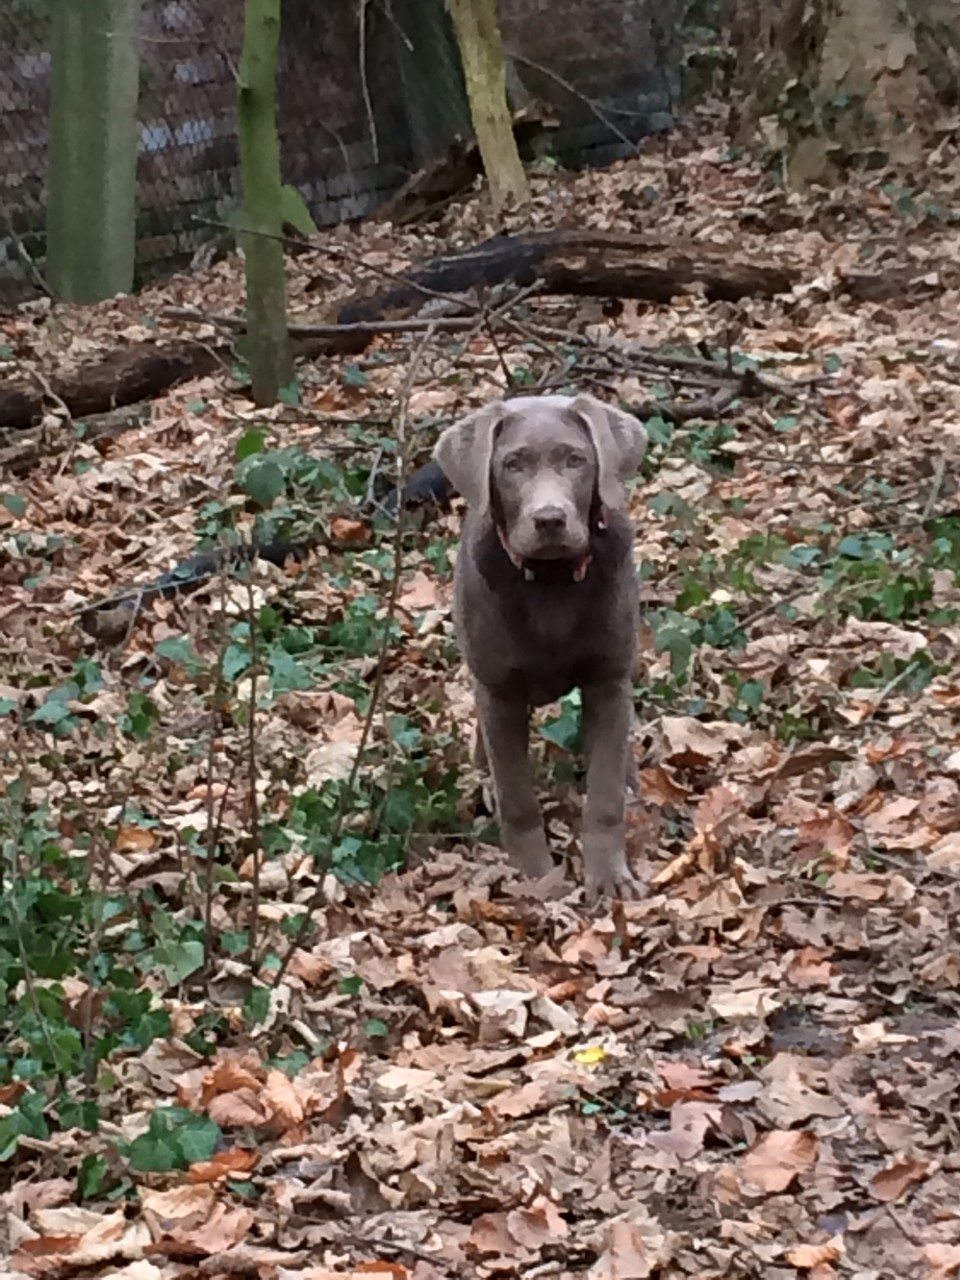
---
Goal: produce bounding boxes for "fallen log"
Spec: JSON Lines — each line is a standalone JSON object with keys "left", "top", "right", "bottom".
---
{"left": 336, "top": 229, "right": 948, "bottom": 334}
{"left": 337, "top": 229, "right": 799, "bottom": 327}
{"left": 0, "top": 402, "right": 154, "bottom": 478}
{"left": 0, "top": 340, "right": 221, "bottom": 430}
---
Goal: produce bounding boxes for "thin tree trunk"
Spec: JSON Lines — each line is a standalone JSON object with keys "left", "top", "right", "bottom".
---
{"left": 446, "top": 0, "right": 529, "bottom": 213}
{"left": 46, "top": 0, "right": 142, "bottom": 302}
{"left": 237, "top": 0, "right": 292, "bottom": 407}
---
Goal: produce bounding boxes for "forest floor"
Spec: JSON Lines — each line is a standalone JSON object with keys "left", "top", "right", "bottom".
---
{"left": 3, "top": 110, "right": 960, "bottom": 1279}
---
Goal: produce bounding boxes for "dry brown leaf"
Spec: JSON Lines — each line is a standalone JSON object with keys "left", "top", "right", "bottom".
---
{"left": 826, "top": 870, "right": 888, "bottom": 902}
{"left": 329, "top": 515, "right": 371, "bottom": 547}
{"left": 13, "top": 1210, "right": 150, "bottom": 1275}
{"left": 640, "top": 765, "right": 693, "bottom": 805}
{"left": 506, "top": 1196, "right": 568, "bottom": 1249}
{"left": 588, "top": 1215, "right": 669, "bottom": 1279}
{"left": 793, "top": 809, "right": 856, "bottom": 862}
{"left": 287, "top": 948, "right": 335, "bottom": 984}
{"left": 785, "top": 1240, "right": 842, "bottom": 1268}
{"left": 467, "top": 1211, "right": 523, "bottom": 1259}
{"left": 661, "top": 716, "right": 746, "bottom": 761}
{"left": 656, "top": 1061, "right": 720, "bottom": 1091}
{"left": 870, "top": 1157, "right": 929, "bottom": 1202}
{"left": 693, "top": 784, "right": 742, "bottom": 834}
{"left": 398, "top": 569, "right": 440, "bottom": 610}
{"left": 114, "top": 824, "right": 160, "bottom": 852}
{"left": 647, "top": 1102, "right": 719, "bottom": 1160}
{"left": 263, "top": 1067, "right": 306, "bottom": 1130}
{"left": 140, "top": 1182, "right": 216, "bottom": 1229}
{"left": 207, "top": 1088, "right": 270, "bottom": 1129}
{"left": 187, "top": 1147, "right": 258, "bottom": 1183}
{"left": 741, "top": 1129, "right": 819, "bottom": 1192}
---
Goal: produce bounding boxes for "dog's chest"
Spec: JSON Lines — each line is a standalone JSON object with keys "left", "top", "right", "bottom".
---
{"left": 467, "top": 574, "right": 633, "bottom": 704}
{"left": 457, "top": 514, "right": 637, "bottom": 703}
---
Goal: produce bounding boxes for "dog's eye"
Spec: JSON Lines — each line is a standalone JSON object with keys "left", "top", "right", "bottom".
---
{"left": 502, "top": 455, "right": 525, "bottom": 473}
{"left": 565, "top": 454, "right": 586, "bottom": 469}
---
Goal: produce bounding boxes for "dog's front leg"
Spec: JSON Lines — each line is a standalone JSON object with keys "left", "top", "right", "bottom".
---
{"left": 474, "top": 685, "right": 553, "bottom": 878}
{"left": 581, "top": 678, "right": 641, "bottom": 902}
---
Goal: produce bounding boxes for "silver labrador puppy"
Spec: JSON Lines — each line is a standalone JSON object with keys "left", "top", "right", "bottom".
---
{"left": 434, "top": 393, "right": 647, "bottom": 900}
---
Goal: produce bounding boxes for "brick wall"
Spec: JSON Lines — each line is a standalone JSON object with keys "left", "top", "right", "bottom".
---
{"left": 0, "top": 0, "right": 678, "bottom": 302}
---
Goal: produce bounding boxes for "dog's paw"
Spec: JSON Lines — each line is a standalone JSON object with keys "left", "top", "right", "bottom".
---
{"left": 503, "top": 824, "right": 554, "bottom": 878}
{"left": 582, "top": 833, "right": 642, "bottom": 904}
{"left": 584, "top": 866, "right": 643, "bottom": 905}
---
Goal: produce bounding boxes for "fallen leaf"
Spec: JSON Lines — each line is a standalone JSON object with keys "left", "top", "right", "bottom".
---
{"left": 785, "top": 1239, "right": 842, "bottom": 1268}
{"left": 398, "top": 570, "right": 439, "bottom": 611}
{"left": 661, "top": 716, "right": 746, "bottom": 761}
{"left": 187, "top": 1148, "right": 258, "bottom": 1183}
{"left": 870, "top": 1157, "right": 929, "bottom": 1202}
{"left": 114, "top": 824, "right": 159, "bottom": 852}
{"left": 329, "top": 516, "right": 370, "bottom": 547}
{"left": 741, "top": 1129, "right": 819, "bottom": 1192}
{"left": 588, "top": 1214, "right": 669, "bottom": 1279}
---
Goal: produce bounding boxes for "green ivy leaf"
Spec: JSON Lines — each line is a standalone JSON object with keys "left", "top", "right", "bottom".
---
{"left": 236, "top": 429, "right": 267, "bottom": 461}
{"left": 838, "top": 535, "right": 865, "bottom": 559}
{"left": 244, "top": 986, "right": 271, "bottom": 1026}
{"left": 58, "top": 1096, "right": 101, "bottom": 1133}
{"left": 279, "top": 379, "right": 301, "bottom": 407}
{"left": 127, "top": 1108, "right": 220, "bottom": 1173}
{"left": 540, "top": 691, "right": 582, "bottom": 753}
{"left": 2, "top": 493, "right": 27, "bottom": 517}
{"left": 77, "top": 1153, "right": 109, "bottom": 1199}
{"left": 240, "top": 459, "right": 285, "bottom": 509}
{"left": 152, "top": 939, "right": 204, "bottom": 985}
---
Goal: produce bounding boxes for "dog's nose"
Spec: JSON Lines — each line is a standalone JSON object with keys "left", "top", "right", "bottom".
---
{"left": 532, "top": 507, "right": 567, "bottom": 536}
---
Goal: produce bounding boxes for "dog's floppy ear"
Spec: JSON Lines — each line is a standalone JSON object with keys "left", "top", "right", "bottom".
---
{"left": 571, "top": 394, "right": 647, "bottom": 509}
{"left": 433, "top": 400, "right": 505, "bottom": 515}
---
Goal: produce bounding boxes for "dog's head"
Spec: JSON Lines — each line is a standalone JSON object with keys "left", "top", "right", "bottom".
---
{"left": 434, "top": 394, "right": 647, "bottom": 562}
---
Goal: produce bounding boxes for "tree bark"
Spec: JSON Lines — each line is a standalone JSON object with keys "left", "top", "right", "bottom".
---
{"left": 46, "top": 0, "right": 142, "bottom": 302}
{"left": 445, "top": 0, "right": 530, "bottom": 213}
{"left": 392, "top": 0, "right": 472, "bottom": 166}
{"left": 725, "top": 0, "right": 960, "bottom": 185}
{"left": 237, "top": 0, "right": 293, "bottom": 406}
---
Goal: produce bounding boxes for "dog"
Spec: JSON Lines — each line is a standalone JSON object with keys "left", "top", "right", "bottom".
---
{"left": 434, "top": 393, "right": 647, "bottom": 901}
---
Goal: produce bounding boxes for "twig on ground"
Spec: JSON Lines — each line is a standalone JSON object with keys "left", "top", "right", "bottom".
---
{"left": 857, "top": 658, "right": 921, "bottom": 726}
{"left": 922, "top": 456, "right": 947, "bottom": 523}
{"left": 741, "top": 583, "right": 815, "bottom": 629}
{"left": 164, "top": 305, "right": 476, "bottom": 339}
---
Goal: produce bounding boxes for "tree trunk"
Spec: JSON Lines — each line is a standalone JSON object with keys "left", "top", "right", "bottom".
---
{"left": 392, "top": 0, "right": 472, "bottom": 166}
{"left": 237, "top": 0, "right": 292, "bottom": 407}
{"left": 46, "top": 0, "right": 142, "bottom": 302}
{"left": 445, "top": 0, "right": 530, "bottom": 213}
{"left": 726, "top": 0, "right": 960, "bottom": 185}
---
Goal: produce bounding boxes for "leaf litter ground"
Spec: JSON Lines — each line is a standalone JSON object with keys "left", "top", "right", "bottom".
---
{"left": 3, "top": 118, "right": 960, "bottom": 1278}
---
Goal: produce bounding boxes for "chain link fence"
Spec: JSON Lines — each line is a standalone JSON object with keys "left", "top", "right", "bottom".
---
{"left": 0, "top": 0, "right": 678, "bottom": 303}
